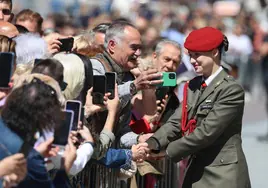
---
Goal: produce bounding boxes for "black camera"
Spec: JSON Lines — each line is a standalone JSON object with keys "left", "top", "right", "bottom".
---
{"left": 169, "top": 73, "right": 175, "bottom": 79}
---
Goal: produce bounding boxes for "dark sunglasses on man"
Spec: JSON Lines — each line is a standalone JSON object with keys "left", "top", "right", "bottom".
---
{"left": 1, "top": 9, "right": 11, "bottom": 15}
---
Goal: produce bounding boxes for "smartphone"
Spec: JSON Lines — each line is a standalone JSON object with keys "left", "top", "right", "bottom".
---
{"left": 155, "top": 87, "right": 169, "bottom": 101}
{"left": 0, "top": 52, "right": 15, "bottom": 89}
{"left": 59, "top": 37, "right": 74, "bottom": 52}
{"left": 92, "top": 75, "right": 106, "bottom": 105}
{"left": 65, "top": 100, "right": 82, "bottom": 131}
{"left": 53, "top": 110, "right": 74, "bottom": 146}
{"left": 105, "top": 72, "right": 116, "bottom": 99}
{"left": 158, "top": 72, "right": 177, "bottom": 87}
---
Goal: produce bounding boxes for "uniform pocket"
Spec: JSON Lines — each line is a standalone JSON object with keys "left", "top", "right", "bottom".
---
{"left": 196, "top": 108, "right": 210, "bottom": 116}
{"left": 209, "top": 144, "right": 238, "bottom": 166}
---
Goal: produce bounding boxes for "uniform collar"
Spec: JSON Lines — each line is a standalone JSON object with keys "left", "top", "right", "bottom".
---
{"left": 204, "top": 66, "right": 223, "bottom": 86}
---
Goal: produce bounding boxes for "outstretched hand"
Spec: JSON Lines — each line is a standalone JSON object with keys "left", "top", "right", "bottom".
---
{"left": 131, "top": 142, "right": 151, "bottom": 163}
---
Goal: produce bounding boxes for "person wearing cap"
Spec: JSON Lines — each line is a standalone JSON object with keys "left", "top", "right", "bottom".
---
{"left": 145, "top": 27, "right": 251, "bottom": 188}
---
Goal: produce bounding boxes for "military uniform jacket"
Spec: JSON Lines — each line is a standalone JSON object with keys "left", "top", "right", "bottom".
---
{"left": 150, "top": 69, "right": 251, "bottom": 188}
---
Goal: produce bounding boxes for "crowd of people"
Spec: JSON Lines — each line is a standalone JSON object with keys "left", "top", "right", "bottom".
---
{"left": 0, "top": 0, "right": 268, "bottom": 188}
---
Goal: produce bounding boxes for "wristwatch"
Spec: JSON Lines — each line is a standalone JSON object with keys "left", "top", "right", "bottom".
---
{"left": 130, "top": 82, "right": 137, "bottom": 96}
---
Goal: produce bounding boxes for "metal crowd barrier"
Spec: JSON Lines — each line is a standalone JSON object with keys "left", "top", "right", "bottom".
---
{"left": 70, "top": 157, "right": 179, "bottom": 188}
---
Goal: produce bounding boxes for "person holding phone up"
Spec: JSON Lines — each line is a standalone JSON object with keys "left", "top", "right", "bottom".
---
{"left": 146, "top": 27, "right": 251, "bottom": 188}
{"left": 84, "top": 83, "right": 148, "bottom": 163}
{"left": 69, "top": 83, "right": 148, "bottom": 175}
{"left": 123, "top": 39, "right": 182, "bottom": 188}
{"left": 1, "top": 77, "right": 77, "bottom": 188}
{"left": 129, "top": 39, "right": 182, "bottom": 137}
{"left": 90, "top": 22, "right": 163, "bottom": 144}
{"left": 68, "top": 85, "right": 120, "bottom": 174}
{"left": 0, "top": 35, "right": 16, "bottom": 111}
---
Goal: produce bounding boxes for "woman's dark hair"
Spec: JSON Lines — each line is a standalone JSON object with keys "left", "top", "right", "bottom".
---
{"left": 1, "top": 78, "right": 62, "bottom": 144}
{"left": 31, "top": 58, "right": 67, "bottom": 91}
{"left": 218, "top": 35, "right": 229, "bottom": 60}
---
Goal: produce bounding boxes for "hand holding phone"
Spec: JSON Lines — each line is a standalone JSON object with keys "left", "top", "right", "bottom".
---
{"left": 65, "top": 100, "right": 82, "bottom": 131}
{"left": 0, "top": 52, "right": 15, "bottom": 89}
{"left": 155, "top": 87, "right": 169, "bottom": 101}
{"left": 35, "top": 137, "right": 59, "bottom": 158}
{"left": 78, "top": 125, "right": 94, "bottom": 143}
{"left": 62, "top": 138, "right": 77, "bottom": 173}
{"left": 134, "top": 68, "right": 162, "bottom": 90}
{"left": 84, "top": 88, "right": 106, "bottom": 117}
{"left": 105, "top": 72, "right": 116, "bottom": 99}
{"left": 157, "top": 72, "right": 177, "bottom": 87}
{"left": 59, "top": 37, "right": 74, "bottom": 52}
{"left": 92, "top": 75, "right": 106, "bottom": 105}
{"left": 106, "top": 83, "right": 119, "bottom": 114}
{"left": 53, "top": 110, "right": 74, "bottom": 146}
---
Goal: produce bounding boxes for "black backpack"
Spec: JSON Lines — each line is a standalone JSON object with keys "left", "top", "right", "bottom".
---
{"left": 75, "top": 53, "right": 93, "bottom": 106}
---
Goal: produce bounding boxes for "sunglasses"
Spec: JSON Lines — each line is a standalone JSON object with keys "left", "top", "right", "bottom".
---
{"left": 1, "top": 8, "right": 11, "bottom": 15}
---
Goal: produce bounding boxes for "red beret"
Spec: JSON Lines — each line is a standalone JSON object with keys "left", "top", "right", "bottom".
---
{"left": 184, "top": 27, "right": 224, "bottom": 52}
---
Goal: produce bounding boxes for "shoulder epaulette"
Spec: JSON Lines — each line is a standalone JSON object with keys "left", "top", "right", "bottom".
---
{"left": 224, "top": 75, "right": 235, "bottom": 82}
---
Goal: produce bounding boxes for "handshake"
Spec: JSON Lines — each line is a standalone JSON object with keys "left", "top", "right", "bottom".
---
{"left": 131, "top": 133, "right": 166, "bottom": 162}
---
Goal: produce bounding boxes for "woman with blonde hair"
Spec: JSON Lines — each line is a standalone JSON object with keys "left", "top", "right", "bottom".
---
{"left": 53, "top": 53, "right": 86, "bottom": 101}
{"left": 73, "top": 32, "right": 103, "bottom": 57}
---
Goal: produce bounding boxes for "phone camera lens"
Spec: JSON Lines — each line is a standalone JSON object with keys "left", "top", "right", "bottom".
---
{"left": 169, "top": 74, "right": 175, "bottom": 79}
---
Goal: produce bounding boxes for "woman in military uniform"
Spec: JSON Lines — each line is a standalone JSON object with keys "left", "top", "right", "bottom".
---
{"left": 146, "top": 27, "right": 251, "bottom": 188}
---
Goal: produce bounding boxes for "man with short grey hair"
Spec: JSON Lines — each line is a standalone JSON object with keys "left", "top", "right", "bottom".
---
{"left": 90, "top": 21, "right": 162, "bottom": 145}
{"left": 153, "top": 39, "right": 182, "bottom": 73}
{"left": 130, "top": 39, "right": 183, "bottom": 145}
{"left": 92, "top": 21, "right": 162, "bottom": 91}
